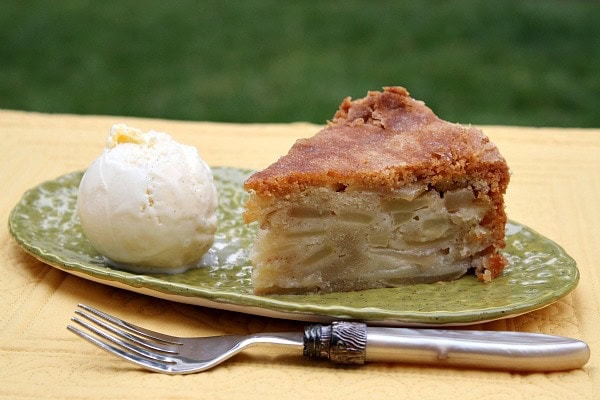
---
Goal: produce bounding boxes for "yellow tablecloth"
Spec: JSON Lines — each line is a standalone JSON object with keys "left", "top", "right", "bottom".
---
{"left": 1, "top": 109, "right": 598, "bottom": 399}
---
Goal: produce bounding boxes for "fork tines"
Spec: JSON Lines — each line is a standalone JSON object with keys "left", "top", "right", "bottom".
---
{"left": 67, "top": 304, "right": 183, "bottom": 373}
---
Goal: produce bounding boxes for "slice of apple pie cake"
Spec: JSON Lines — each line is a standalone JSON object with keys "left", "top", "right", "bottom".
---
{"left": 244, "top": 87, "right": 510, "bottom": 295}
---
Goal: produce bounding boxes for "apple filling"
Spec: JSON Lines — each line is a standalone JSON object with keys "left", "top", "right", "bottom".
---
{"left": 250, "top": 185, "right": 494, "bottom": 294}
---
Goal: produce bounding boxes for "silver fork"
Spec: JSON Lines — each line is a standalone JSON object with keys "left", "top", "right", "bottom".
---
{"left": 67, "top": 303, "right": 590, "bottom": 374}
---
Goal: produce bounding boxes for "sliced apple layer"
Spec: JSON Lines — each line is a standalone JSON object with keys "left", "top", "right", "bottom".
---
{"left": 250, "top": 185, "right": 495, "bottom": 294}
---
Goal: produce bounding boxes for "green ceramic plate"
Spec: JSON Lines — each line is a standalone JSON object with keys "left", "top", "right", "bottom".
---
{"left": 8, "top": 168, "right": 579, "bottom": 326}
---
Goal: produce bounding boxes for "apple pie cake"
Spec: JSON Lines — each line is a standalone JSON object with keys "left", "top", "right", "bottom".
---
{"left": 244, "top": 87, "right": 510, "bottom": 295}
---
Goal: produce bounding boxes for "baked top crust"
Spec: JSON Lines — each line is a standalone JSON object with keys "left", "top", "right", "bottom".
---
{"left": 244, "top": 86, "right": 509, "bottom": 197}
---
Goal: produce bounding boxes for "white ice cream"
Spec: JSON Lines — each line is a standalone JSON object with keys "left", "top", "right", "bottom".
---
{"left": 77, "top": 124, "right": 218, "bottom": 273}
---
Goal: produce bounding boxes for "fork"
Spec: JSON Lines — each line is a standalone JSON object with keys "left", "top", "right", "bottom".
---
{"left": 67, "top": 303, "right": 590, "bottom": 374}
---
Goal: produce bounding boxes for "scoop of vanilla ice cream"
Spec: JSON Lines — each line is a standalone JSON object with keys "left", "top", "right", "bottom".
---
{"left": 77, "top": 124, "right": 218, "bottom": 273}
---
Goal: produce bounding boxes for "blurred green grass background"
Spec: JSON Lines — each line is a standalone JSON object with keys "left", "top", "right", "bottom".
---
{"left": 1, "top": 0, "right": 598, "bottom": 127}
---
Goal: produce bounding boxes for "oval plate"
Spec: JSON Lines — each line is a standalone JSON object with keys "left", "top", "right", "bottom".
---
{"left": 8, "top": 168, "right": 579, "bottom": 326}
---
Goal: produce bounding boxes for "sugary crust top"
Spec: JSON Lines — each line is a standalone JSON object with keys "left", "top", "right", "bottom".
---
{"left": 244, "top": 87, "right": 509, "bottom": 196}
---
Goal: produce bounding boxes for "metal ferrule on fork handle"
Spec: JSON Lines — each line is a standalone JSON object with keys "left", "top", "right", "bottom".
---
{"left": 303, "top": 321, "right": 368, "bottom": 365}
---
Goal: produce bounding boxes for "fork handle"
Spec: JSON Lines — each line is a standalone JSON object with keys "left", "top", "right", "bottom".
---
{"left": 303, "top": 322, "right": 590, "bottom": 371}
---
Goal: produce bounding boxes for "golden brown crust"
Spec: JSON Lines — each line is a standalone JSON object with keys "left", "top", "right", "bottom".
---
{"left": 244, "top": 87, "right": 509, "bottom": 198}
